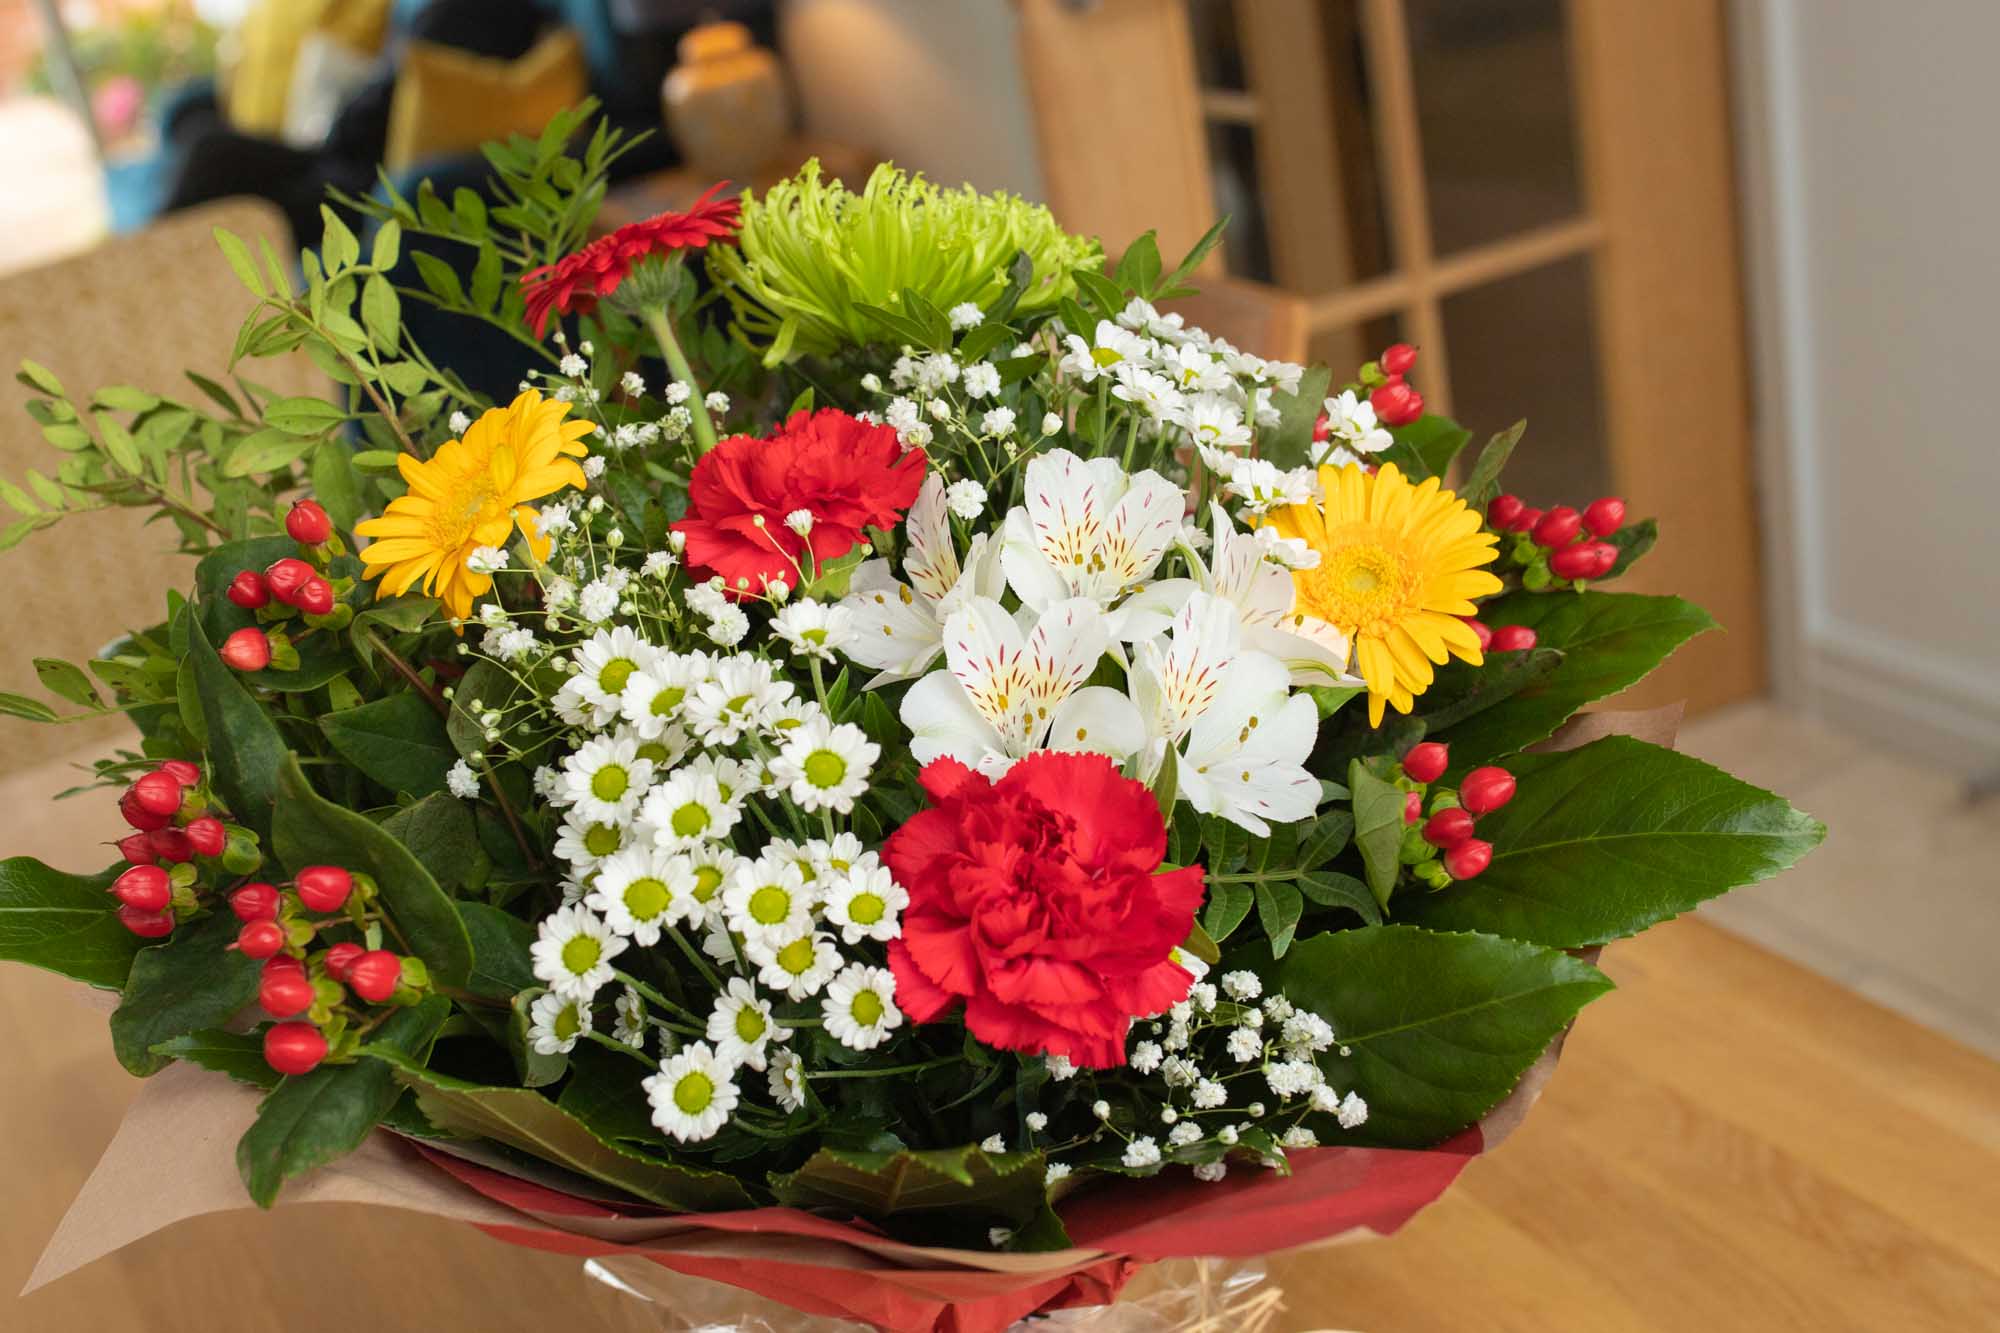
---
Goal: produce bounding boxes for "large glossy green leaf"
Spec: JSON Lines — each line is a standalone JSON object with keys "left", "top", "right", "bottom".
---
{"left": 458, "top": 901, "right": 536, "bottom": 1001}
{"left": 151, "top": 1029, "right": 280, "bottom": 1091}
{"left": 193, "top": 537, "right": 361, "bottom": 693}
{"left": 380, "top": 792, "right": 480, "bottom": 893}
{"left": 367, "top": 1048, "right": 757, "bottom": 1211}
{"left": 1348, "top": 759, "right": 1404, "bottom": 911}
{"left": 1433, "top": 592, "right": 1716, "bottom": 772}
{"left": 187, "top": 616, "right": 289, "bottom": 842}
{"left": 1382, "top": 413, "right": 1472, "bottom": 481}
{"left": 1398, "top": 736, "right": 1824, "bottom": 947}
{"left": 770, "top": 1144, "right": 1046, "bottom": 1228}
{"left": 320, "top": 691, "right": 456, "bottom": 796}
{"left": 237, "top": 996, "right": 448, "bottom": 1207}
{"left": 1278, "top": 925, "right": 1612, "bottom": 1145}
{"left": 109, "top": 911, "right": 260, "bottom": 1075}
{"left": 272, "top": 755, "right": 473, "bottom": 986}
{"left": 0, "top": 857, "right": 140, "bottom": 988}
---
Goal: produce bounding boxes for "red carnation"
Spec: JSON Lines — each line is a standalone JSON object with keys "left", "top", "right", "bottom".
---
{"left": 672, "top": 408, "right": 926, "bottom": 596}
{"left": 884, "top": 753, "right": 1204, "bottom": 1069}
{"left": 520, "top": 183, "right": 742, "bottom": 336}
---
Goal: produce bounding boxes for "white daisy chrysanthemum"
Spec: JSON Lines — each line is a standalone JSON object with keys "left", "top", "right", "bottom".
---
{"left": 585, "top": 845, "right": 689, "bottom": 945}
{"left": 638, "top": 770, "right": 739, "bottom": 851}
{"left": 819, "top": 862, "right": 908, "bottom": 945}
{"left": 746, "top": 930, "right": 842, "bottom": 1001}
{"left": 822, "top": 965, "right": 903, "bottom": 1051}
{"left": 643, "top": 1041, "right": 739, "bottom": 1143}
{"left": 760, "top": 698, "right": 817, "bottom": 747}
{"left": 530, "top": 904, "right": 626, "bottom": 1001}
{"left": 806, "top": 833, "right": 870, "bottom": 880}
{"left": 676, "top": 845, "right": 740, "bottom": 928}
{"left": 720, "top": 851, "right": 815, "bottom": 944}
{"left": 1316, "top": 389, "right": 1393, "bottom": 460}
{"left": 618, "top": 652, "right": 706, "bottom": 739}
{"left": 677, "top": 752, "right": 754, "bottom": 806}
{"left": 1222, "top": 458, "right": 1316, "bottom": 514}
{"left": 527, "top": 990, "right": 592, "bottom": 1055}
{"left": 684, "top": 656, "right": 793, "bottom": 745}
{"left": 559, "top": 735, "right": 655, "bottom": 826}
{"left": 766, "top": 1047, "right": 806, "bottom": 1112}
{"left": 705, "top": 977, "right": 792, "bottom": 1071}
{"left": 552, "top": 812, "right": 628, "bottom": 872}
{"left": 570, "top": 627, "right": 658, "bottom": 722}
{"left": 772, "top": 716, "right": 878, "bottom": 814}
{"left": 1182, "top": 392, "right": 1251, "bottom": 452}
{"left": 612, "top": 985, "right": 647, "bottom": 1049}
{"left": 620, "top": 721, "right": 690, "bottom": 774}
{"left": 769, "top": 600, "right": 854, "bottom": 660}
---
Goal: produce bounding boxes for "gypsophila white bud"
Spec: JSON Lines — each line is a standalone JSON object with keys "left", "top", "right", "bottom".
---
{"left": 1046, "top": 1162, "right": 1072, "bottom": 1185}
{"left": 1168, "top": 1122, "right": 1201, "bottom": 1147}
{"left": 944, "top": 479, "right": 987, "bottom": 520}
{"left": 1337, "top": 1092, "right": 1369, "bottom": 1129}
{"left": 1193, "top": 1079, "right": 1226, "bottom": 1109}
{"left": 785, "top": 509, "right": 814, "bottom": 535}
{"left": 1218, "top": 1124, "right": 1239, "bottom": 1145}
{"left": 704, "top": 391, "right": 729, "bottom": 413}
{"left": 963, "top": 362, "right": 1001, "bottom": 399}
{"left": 1092, "top": 1100, "right": 1111, "bottom": 1120}
{"left": 1047, "top": 1054, "right": 1077, "bottom": 1081}
{"left": 1247, "top": 1102, "right": 1266, "bottom": 1118}
{"left": 979, "top": 1134, "right": 1006, "bottom": 1153}
{"left": 620, "top": 371, "right": 645, "bottom": 396}
{"left": 1226, "top": 1027, "right": 1263, "bottom": 1063}
{"left": 465, "top": 545, "right": 507, "bottom": 575}
{"left": 1041, "top": 411, "right": 1062, "bottom": 435}
{"left": 949, "top": 302, "right": 984, "bottom": 330}
{"left": 1026, "top": 1111, "right": 1049, "bottom": 1132}
{"left": 559, "top": 354, "right": 587, "bottom": 378}
{"left": 980, "top": 406, "right": 1016, "bottom": 436}
{"left": 449, "top": 410, "right": 471, "bottom": 435}
{"left": 860, "top": 372, "right": 882, "bottom": 393}
{"left": 927, "top": 398, "right": 949, "bottom": 421}
{"left": 1221, "top": 970, "right": 1262, "bottom": 1001}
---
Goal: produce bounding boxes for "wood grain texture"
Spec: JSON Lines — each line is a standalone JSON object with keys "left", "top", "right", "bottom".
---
{"left": 5, "top": 906, "right": 1995, "bottom": 1332}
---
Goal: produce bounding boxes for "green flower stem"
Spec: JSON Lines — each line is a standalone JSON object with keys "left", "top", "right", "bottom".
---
{"left": 642, "top": 306, "right": 717, "bottom": 454}
{"left": 614, "top": 968, "right": 709, "bottom": 1027}
{"left": 805, "top": 1055, "right": 960, "bottom": 1081}
{"left": 585, "top": 1029, "right": 659, "bottom": 1069}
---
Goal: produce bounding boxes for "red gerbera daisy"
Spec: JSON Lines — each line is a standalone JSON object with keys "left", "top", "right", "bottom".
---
{"left": 672, "top": 408, "right": 927, "bottom": 596}
{"left": 520, "top": 182, "right": 742, "bottom": 336}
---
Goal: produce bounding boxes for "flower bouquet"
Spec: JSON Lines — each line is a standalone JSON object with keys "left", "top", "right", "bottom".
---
{"left": 2, "top": 107, "right": 1822, "bottom": 1332}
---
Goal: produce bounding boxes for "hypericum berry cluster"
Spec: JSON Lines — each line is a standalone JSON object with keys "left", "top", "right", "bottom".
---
{"left": 217, "top": 500, "right": 353, "bottom": 671}
{"left": 1397, "top": 740, "right": 1517, "bottom": 887}
{"left": 228, "top": 863, "right": 432, "bottom": 1075}
{"left": 1487, "top": 492, "right": 1628, "bottom": 589}
{"left": 108, "top": 760, "right": 254, "bottom": 937}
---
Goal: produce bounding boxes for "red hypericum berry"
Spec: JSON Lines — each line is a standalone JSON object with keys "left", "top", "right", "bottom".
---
{"left": 346, "top": 949, "right": 402, "bottom": 1003}
{"left": 159, "top": 759, "right": 201, "bottom": 786}
{"left": 220, "top": 627, "right": 272, "bottom": 671}
{"left": 118, "top": 785, "right": 172, "bottom": 832}
{"left": 1312, "top": 411, "right": 1331, "bottom": 442}
{"left": 295, "top": 865, "right": 353, "bottom": 913}
{"left": 226, "top": 569, "right": 270, "bottom": 609}
{"left": 1402, "top": 790, "right": 1424, "bottom": 825}
{"left": 1488, "top": 494, "right": 1525, "bottom": 530}
{"left": 1422, "top": 807, "right": 1477, "bottom": 849}
{"left": 236, "top": 919, "right": 286, "bottom": 960}
{"left": 1443, "top": 838, "right": 1494, "bottom": 880}
{"left": 1510, "top": 505, "right": 1544, "bottom": 534}
{"left": 321, "top": 941, "right": 365, "bottom": 982}
{"left": 262, "top": 953, "right": 305, "bottom": 976}
{"left": 1490, "top": 625, "right": 1538, "bottom": 653}
{"left": 130, "top": 769, "right": 183, "bottom": 817}
{"left": 112, "top": 864, "right": 171, "bottom": 912}
{"left": 183, "top": 816, "right": 227, "bottom": 858}
{"left": 1460, "top": 616, "right": 1494, "bottom": 652}
{"left": 147, "top": 827, "right": 194, "bottom": 864}
{"left": 264, "top": 557, "right": 315, "bottom": 604}
{"left": 117, "top": 832, "right": 157, "bottom": 865}
{"left": 1370, "top": 381, "right": 1421, "bottom": 427}
{"left": 263, "top": 1022, "right": 327, "bottom": 1076}
{"left": 117, "top": 903, "right": 175, "bottom": 938}
{"left": 1460, "top": 766, "right": 1518, "bottom": 815}
{"left": 259, "top": 967, "right": 315, "bottom": 1019}
{"left": 1531, "top": 506, "right": 1582, "bottom": 548}
{"left": 285, "top": 499, "right": 333, "bottom": 545}
{"left": 230, "top": 882, "right": 281, "bottom": 922}
{"left": 1586, "top": 540, "right": 1619, "bottom": 577}
{"left": 1381, "top": 342, "right": 1418, "bottom": 376}
{"left": 1549, "top": 543, "right": 1603, "bottom": 581}
{"left": 291, "top": 576, "right": 335, "bottom": 617}
{"left": 1582, "top": 496, "right": 1627, "bottom": 537}
{"left": 1402, "top": 741, "right": 1450, "bottom": 784}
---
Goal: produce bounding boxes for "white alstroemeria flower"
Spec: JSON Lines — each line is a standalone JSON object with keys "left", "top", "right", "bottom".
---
{"left": 1000, "top": 449, "right": 1183, "bottom": 621}
{"left": 1058, "top": 319, "right": 1151, "bottom": 383}
{"left": 1192, "top": 502, "right": 1358, "bottom": 689}
{"left": 840, "top": 474, "right": 1004, "bottom": 684}
{"left": 1176, "top": 648, "right": 1320, "bottom": 835}
{"left": 902, "top": 596, "right": 1141, "bottom": 776}
{"left": 1126, "top": 591, "right": 1245, "bottom": 782}
{"left": 1316, "top": 390, "right": 1393, "bottom": 461}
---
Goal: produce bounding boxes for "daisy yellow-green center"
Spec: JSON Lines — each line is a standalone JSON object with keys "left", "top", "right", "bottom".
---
{"left": 591, "top": 765, "right": 629, "bottom": 802}
{"left": 848, "top": 891, "right": 884, "bottom": 925}
{"left": 553, "top": 1002, "right": 583, "bottom": 1041}
{"left": 671, "top": 802, "right": 710, "bottom": 838}
{"left": 583, "top": 823, "right": 622, "bottom": 857}
{"left": 777, "top": 937, "right": 815, "bottom": 974}
{"left": 561, "top": 934, "right": 601, "bottom": 975}
{"left": 623, "top": 877, "right": 670, "bottom": 921}
{"left": 598, "top": 657, "right": 638, "bottom": 694}
{"left": 673, "top": 1071, "right": 714, "bottom": 1114}
{"left": 803, "top": 750, "right": 847, "bottom": 789}
{"left": 692, "top": 865, "right": 724, "bottom": 902}
{"left": 749, "top": 885, "right": 792, "bottom": 924}
{"left": 1264, "top": 462, "right": 1502, "bottom": 726}
{"left": 735, "top": 1007, "right": 766, "bottom": 1042}
{"left": 850, "top": 989, "right": 885, "bottom": 1027}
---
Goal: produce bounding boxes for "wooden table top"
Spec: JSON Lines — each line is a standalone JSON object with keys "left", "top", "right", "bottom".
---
{"left": 4, "top": 905, "right": 1996, "bottom": 1330}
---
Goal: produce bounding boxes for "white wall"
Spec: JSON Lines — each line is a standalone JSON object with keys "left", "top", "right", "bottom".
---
{"left": 1735, "top": 0, "right": 2000, "bottom": 771}
{"left": 778, "top": 0, "right": 1045, "bottom": 200}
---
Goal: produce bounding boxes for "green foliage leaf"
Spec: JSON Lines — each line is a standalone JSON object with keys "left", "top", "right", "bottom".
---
{"left": 1383, "top": 414, "right": 1473, "bottom": 481}
{"left": 1255, "top": 880, "right": 1304, "bottom": 956}
{"left": 264, "top": 396, "right": 349, "bottom": 435}
{"left": 1399, "top": 736, "right": 1824, "bottom": 947}
{"left": 110, "top": 911, "right": 260, "bottom": 1076}
{"left": 237, "top": 997, "right": 447, "bottom": 1207}
{"left": 1348, "top": 759, "right": 1406, "bottom": 911}
{"left": 1278, "top": 925, "right": 1612, "bottom": 1145}
{"left": 1602, "top": 518, "right": 1658, "bottom": 579}
{"left": 272, "top": 755, "right": 473, "bottom": 987}
{"left": 770, "top": 1145, "right": 1045, "bottom": 1229}
{"left": 187, "top": 616, "right": 289, "bottom": 842}
{"left": 1434, "top": 592, "right": 1716, "bottom": 771}
{"left": 371, "top": 218, "right": 402, "bottom": 270}
{"left": 151, "top": 1029, "right": 279, "bottom": 1091}
{"left": 213, "top": 227, "right": 265, "bottom": 297}
{"left": 381, "top": 792, "right": 480, "bottom": 893}
{"left": 1461, "top": 421, "right": 1526, "bottom": 508}
{"left": 1297, "top": 869, "right": 1382, "bottom": 924}
{"left": 1412, "top": 646, "right": 1563, "bottom": 734}
{"left": 1261, "top": 365, "right": 1333, "bottom": 470}
{"left": 459, "top": 900, "right": 536, "bottom": 1001}
{"left": 361, "top": 274, "right": 401, "bottom": 350}
{"left": 0, "top": 690, "right": 58, "bottom": 720}
{"left": 320, "top": 692, "right": 457, "bottom": 796}
{"left": 311, "top": 440, "right": 365, "bottom": 530}
{"left": 33, "top": 657, "right": 100, "bottom": 707}
{"left": 0, "top": 858, "right": 139, "bottom": 988}
{"left": 369, "top": 1049, "right": 757, "bottom": 1210}
{"left": 1201, "top": 881, "right": 1252, "bottom": 942}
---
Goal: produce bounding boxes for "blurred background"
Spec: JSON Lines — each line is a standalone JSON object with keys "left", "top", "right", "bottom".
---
{"left": 0, "top": 0, "right": 1991, "bottom": 1080}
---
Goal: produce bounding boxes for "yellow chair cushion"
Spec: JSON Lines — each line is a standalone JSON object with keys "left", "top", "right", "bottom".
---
{"left": 317, "top": 0, "right": 395, "bottom": 56}
{"left": 221, "top": 0, "right": 335, "bottom": 134}
{"left": 384, "top": 28, "right": 590, "bottom": 173}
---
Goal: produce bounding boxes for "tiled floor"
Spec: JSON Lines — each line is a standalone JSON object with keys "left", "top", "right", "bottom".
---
{"left": 1681, "top": 700, "right": 2000, "bottom": 1058}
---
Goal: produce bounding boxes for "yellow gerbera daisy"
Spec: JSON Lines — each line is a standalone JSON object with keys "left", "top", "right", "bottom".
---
{"left": 355, "top": 389, "right": 592, "bottom": 621}
{"left": 1262, "top": 462, "right": 1503, "bottom": 726}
